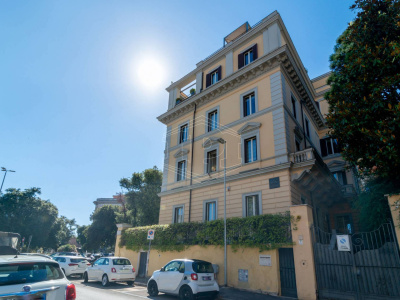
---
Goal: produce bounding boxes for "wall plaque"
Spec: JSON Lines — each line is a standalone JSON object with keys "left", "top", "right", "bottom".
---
{"left": 238, "top": 269, "right": 248, "bottom": 282}
{"left": 269, "top": 177, "right": 280, "bottom": 189}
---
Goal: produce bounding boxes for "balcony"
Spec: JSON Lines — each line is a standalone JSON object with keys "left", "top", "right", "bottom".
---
{"left": 289, "top": 148, "right": 315, "bottom": 164}
{"left": 175, "top": 81, "right": 196, "bottom": 107}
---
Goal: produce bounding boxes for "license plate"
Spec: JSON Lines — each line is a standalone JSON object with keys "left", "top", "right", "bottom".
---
{"left": 202, "top": 276, "right": 211, "bottom": 281}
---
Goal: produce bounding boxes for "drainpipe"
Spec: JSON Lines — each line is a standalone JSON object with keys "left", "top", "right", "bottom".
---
{"left": 188, "top": 103, "right": 197, "bottom": 222}
{"left": 300, "top": 100, "right": 307, "bottom": 149}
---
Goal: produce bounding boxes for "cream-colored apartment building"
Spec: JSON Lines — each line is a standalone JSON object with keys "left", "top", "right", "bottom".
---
{"left": 157, "top": 11, "right": 358, "bottom": 234}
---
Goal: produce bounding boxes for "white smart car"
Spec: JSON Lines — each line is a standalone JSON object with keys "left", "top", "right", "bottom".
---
{"left": 83, "top": 256, "right": 135, "bottom": 287}
{"left": 0, "top": 255, "right": 76, "bottom": 299}
{"left": 53, "top": 256, "right": 91, "bottom": 278}
{"left": 147, "top": 259, "right": 219, "bottom": 300}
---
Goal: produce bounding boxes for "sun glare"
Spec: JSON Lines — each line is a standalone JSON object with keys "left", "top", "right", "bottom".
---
{"left": 136, "top": 57, "right": 165, "bottom": 89}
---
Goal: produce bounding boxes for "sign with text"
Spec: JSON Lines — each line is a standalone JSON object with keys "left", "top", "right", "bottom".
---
{"left": 337, "top": 235, "right": 351, "bottom": 251}
{"left": 147, "top": 229, "right": 155, "bottom": 240}
{"left": 269, "top": 177, "right": 280, "bottom": 189}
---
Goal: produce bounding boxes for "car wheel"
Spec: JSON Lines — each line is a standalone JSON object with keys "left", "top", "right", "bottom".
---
{"left": 127, "top": 281, "right": 134, "bottom": 286}
{"left": 83, "top": 272, "right": 88, "bottom": 283}
{"left": 101, "top": 274, "right": 109, "bottom": 287}
{"left": 147, "top": 280, "right": 159, "bottom": 296}
{"left": 179, "top": 285, "right": 194, "bottom": 300}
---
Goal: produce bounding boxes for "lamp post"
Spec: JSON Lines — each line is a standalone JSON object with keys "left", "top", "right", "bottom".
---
{"left": 217, "top": 138, "right": 227, "bottom": 286}
{"left": 1, "top": 167, "right": 16, "bottom": 194}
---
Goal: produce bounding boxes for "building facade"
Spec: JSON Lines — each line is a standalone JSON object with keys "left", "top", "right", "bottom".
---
{"left": 93, "top": 194, "right": 125, "bottom": 211}
{"left": 157, "top": 11, "right": 358, "bottom": 234}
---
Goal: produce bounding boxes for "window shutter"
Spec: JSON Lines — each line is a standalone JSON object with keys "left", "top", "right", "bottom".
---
{"left": 252, "top": 44, "right": 258, "bottom": 60}
{"left": 217, "top": 66, "right": 222, "bottom": 81}
{"left": 238, "top": 53, "right": 244, "bottom": 69}
{"left": 205, "top": 73, "right": 211, "bottom": 88}
{"left": 320, "top": 139, "right": 327, "bottom": 157}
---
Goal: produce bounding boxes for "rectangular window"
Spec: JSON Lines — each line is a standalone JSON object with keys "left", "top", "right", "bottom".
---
{"left": 174, "top": 206, "right": 184, "bottom": 223}
{"left": 291, "top": 97, "right": 297, "bottom": 119}
{"left": 211, "top": 71, "right": 219, "bottom": 85}
{"left": 177, "top": 160, "right": 186, "bottom": 181}
{"left": 205, "top": 66, "right": 222, "bottom": 88}
{"left": 238, "top": 44, "right": 258, "bottom": 69}
{"left": 320, "top": 137, "right": 341, "bottom": 157}
{"left": 305, "top": 118, "right": 310, "bottom": 137}
{"left": 244, "top": 137, "right": 257, "bottom": 163}
{"left": 207, "top": 110, "right": 218, "bottom": 132}
{"left": 243, "top": 93, "right": 256, "bottom": 117}
{"left": 245, "top": 195, "right": 260, "bottom": 217}
{"left": 205, "top": 201, "right": 217, "bottom": 221}
{"left": 206, "top": 150, "right": 217, "bottom": 173}
{"left": 179, "top": 124, "right": 188, "bottom": 144}
{"left": 295, "top": 139, "right": 301, "bottom": 152}
{"left": 333, "top": 171, "right": 347, "bottom": 185}
{"left": 244, "top": 49, "right": 253, "bottom": 66}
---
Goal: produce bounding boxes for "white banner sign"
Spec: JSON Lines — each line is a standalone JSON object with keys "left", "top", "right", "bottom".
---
{"left": 337, "top": 235, "right": 351, "bottom": 251}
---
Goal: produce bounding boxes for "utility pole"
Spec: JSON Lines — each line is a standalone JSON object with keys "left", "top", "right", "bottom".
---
{"left": 1, "top": 167, "right": 16, "bottom": 194}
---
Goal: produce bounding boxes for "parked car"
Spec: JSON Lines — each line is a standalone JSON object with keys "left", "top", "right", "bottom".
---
{"left": 20, "top": 253, "right": 52, "bottom": 259}
{"left": 147, "top": 259, "right": 219, "bottom": 300}
{"left": 53, "top": 256, "right": 91, "bottom": 277}
{"left": 0, "top": 255, "right": 76, "bottom": 299}
{"left": 83, "top": 256, "right": 135, "bottom": 287}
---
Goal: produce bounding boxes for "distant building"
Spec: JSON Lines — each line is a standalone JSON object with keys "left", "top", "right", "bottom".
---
{"left": 93, "top": 194, "right": 125, "bottom": 211}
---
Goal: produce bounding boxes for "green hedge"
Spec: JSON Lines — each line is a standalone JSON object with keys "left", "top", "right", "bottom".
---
{"left": 120, "top": 213, "right": 292, "bottom": 252}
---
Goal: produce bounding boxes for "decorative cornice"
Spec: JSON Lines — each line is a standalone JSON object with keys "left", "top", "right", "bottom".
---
{"left": 237, "top": 122, "right": 261, "bottom": 135}
{"left": 202, "top": 137, "right": 222, "bottom": 148}
{"left": 158, "top": 46, "right": 287, "bottom": 125}
{"left": 173, "top": 148, "right": 189, "bottom": 158}
{"left": 158, "top": 162, "right": 291, "bottom": 197}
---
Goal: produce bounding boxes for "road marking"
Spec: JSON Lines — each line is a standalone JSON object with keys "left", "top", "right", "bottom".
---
{"left": 75, "top": 282, "right": 150, "bottom": 299}
{"left": 109, "top": 289, "right": 149, "bottom": 299}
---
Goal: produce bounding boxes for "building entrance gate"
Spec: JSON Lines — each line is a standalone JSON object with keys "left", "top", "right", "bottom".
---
{"left": 311, "top": 223, "right": 400, "bottom": 299}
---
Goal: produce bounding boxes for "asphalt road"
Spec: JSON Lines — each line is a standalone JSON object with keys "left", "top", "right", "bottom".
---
{"left": 69, "top": 277, "right": 176, "bottom": 300}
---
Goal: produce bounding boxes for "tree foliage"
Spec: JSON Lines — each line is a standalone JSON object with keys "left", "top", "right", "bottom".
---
{"left": 119, "top": 166, "right": 162, "bottom": 227}
{"left": 0, "top": 188, "right": 76, "bottom": 250}
{"left": 57, "top": 244, "right": 77, "bottom": 252}
{"left": 325, "top": 0, "right": 400, "bottom": 185}
{"left": 84, "top": 205, "right": 119, "bottom": 251}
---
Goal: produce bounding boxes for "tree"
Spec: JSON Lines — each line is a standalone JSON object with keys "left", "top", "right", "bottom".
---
{"left": 325, "top": 0, "right": 400, "bottom": 185}
{"left": 0, "top": 188, "right": 77, "bottom": 250}
{"left": 57, "top": 244, "right": 77, "bottom": 252}
{"left": 77, "top": 225, "right": 89, "bottom": 249}
{"left": 85, "top": 205, "right": 119, "bottom": 251}
{"left": 119, "top": 166, "right": 163, "bottom": 226}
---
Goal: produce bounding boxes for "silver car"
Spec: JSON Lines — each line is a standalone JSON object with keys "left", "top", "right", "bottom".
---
{"left": 147, "top": 259, "right": 219, "bottom": 300}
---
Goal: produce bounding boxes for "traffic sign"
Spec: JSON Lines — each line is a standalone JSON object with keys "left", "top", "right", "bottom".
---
{"left": 147, "top": 229, "right": 155, "bottom": 240}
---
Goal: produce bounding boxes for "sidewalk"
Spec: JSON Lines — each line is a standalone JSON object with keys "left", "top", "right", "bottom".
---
{"left": 134, "top": 277, "right": 283, "bottom": 300}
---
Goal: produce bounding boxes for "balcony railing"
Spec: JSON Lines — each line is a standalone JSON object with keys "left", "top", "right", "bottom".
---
{"left": 289, "top": 148, "right": 315, "bottom": 163}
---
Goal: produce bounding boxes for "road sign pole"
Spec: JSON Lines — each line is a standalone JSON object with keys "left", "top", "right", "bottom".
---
{"left": 146, "top": 239, "right": 151, "bottom": 278}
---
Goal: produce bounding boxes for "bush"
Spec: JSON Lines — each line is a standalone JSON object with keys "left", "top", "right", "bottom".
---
{"left": 57, "top": 244, "right": 77, "bottom": 252}
{"left": 120, "top": 213, "right": 292, "bottom": 252}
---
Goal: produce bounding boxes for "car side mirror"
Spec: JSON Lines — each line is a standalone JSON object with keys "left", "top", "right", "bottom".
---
{"left": 160, "top": 267, "right": 165, "bottom": 272}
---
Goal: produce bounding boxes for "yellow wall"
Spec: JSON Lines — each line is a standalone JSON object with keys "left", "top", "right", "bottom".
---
{"left": 160, "top": 169, "right": 291, "bottom": 224}
{"left": 115, "top": 242, "right": 281, "bottom": 295}
{"left": 388, "top": 194, "right": 400, "bottom": 246}
{"left": 233, "top": 33, "right": 264, "bottom": 72}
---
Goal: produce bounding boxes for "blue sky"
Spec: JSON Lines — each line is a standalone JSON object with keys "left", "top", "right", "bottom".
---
{"left": 0, "top": 0, "right": 355, "bottom": 226}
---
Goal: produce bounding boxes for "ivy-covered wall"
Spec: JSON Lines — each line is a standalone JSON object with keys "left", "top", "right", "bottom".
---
{"left": 120, "top": 213, "right": 292, "bottom": 252}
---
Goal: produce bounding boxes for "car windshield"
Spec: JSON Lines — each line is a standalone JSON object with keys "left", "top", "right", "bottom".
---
{"left": 112, "top": 259, "right": 131, "bottom": 265}
{"left": 70, "top": 258, "right": 87, "bottom": 263}
{"left": 0, "top": 262, "right": 64, "bottom": 286}
{"left": 192, "top": 261, "right": 214, "bottom": 273}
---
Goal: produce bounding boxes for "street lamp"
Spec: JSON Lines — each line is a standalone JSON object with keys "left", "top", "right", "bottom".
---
{"left": 1, "top": 167, "right": 16, "bottom": 194}
{"left": 217, "top": 138, "right": 227, "bottom": 286}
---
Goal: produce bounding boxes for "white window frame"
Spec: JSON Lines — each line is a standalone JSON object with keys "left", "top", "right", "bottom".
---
{"left": 172, "top": 204, "right": 185, "bottom": 223}
{"left": 204, "top": 144, "right": 219, "bottom": 174}
{"left": 240, "top": 87, "right": 258, "bottom": 118}
{"left": 244, "top": 49, "right": 253, "bottom": 66}
{"left": 177, "top": 120, "right": 190, "bottom": 145}
{"left": 203, "top": 199, "right": 218, "bottom": 222}
{"left": 211, "top": 71, "right": 219, "bottom": 85}
{"left": 242, "top": 191, "right": 262, "bottom": 217}
{"left": 240, "top": 128, "right": 260, "bottom": 165}
{"left": 206, "top": 106, "right": 219, "bottom": 132}
{"left": 176, "top": 159, "right": 187, "bottom": 182}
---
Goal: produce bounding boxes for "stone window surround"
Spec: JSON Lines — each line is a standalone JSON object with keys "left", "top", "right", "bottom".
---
{"left": 203, "top": 143, "right": 220, "bottom": 174}
{"left": 240, "top": 127, "right": 261, "bottom": 165}
{"left": 205, "top": 105, "right": 220, "bottom": 133}
{"left": 203, "top": 198, "right": 218, "bottom": 222}
{"left": 175, "top": 155, "right": 188, "bottom": 182}
{"left": 177, "top": 120, "right": 190, "bottom": 145}
{"left": 240, "top": 87, "right": 259, "bottom": 119}
{"left": 172, "top": 204, "right": 185, "bottom": 224}
{"left": 242, "top": 191, "right": 262, "bottom": 217}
